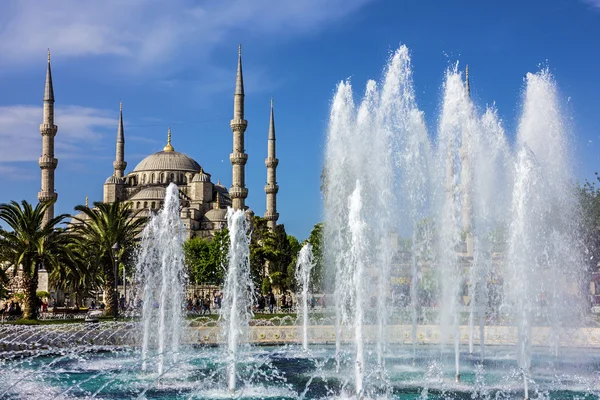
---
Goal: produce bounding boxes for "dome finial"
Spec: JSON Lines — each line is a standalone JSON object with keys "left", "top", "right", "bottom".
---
{"left": 85, "top": 195, "right": 88, "bottom": 208}
{"left": 47, "top": 48, "right": 51, "bottom": 63}
{"left": 163, "top": 127, "right": 174, "bottom": 152}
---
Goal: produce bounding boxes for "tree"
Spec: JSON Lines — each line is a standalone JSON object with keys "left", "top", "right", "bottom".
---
{"left": 306, "top": 222, "right": 324, "bottom": 293}
{"left": 0, "top": 200, "right": 71, "bottom": 320}
{"left": 72, "top": 201, "right": 147, "bottom": 316}
{"left": 580, "top": 174, "right": 600, "bottom": 272}
{"left": 285, "top": 235, "right": 302, "bottom": 290}
{"left": 249, "top": 217, "right": 277, "bottom": 288}
{"left": 183, "top": 229, "right": 229, "bottom": 285}
{"left": 49, "top": 239, "right": 104, "bottom": 307}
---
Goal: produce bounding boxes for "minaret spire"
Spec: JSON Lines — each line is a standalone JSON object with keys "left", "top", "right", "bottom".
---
{"left": 461, "top": 64, "right": 473, "bottom": 256}
{"left": 38, "top": 49, "right": 59, "bottom": 226}
{"left": 465, "top": 65, "right": 470, "bottom": 98}
{"left": 230, "top": 44, "right": 249, "bottom": 210}
{"left": 113, "top": 101, "right": 127, "bottom": 178}
{"left": 264, "top": 98, "right": 279, "bottom": 230}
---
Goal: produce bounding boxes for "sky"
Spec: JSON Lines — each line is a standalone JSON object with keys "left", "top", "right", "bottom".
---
{"left": 0, "top": 0, "right": 599, "bottom": 240}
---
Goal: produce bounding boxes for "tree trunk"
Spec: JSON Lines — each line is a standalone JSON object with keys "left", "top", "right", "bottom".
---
{"left": 104, "top": 274, "right": 116, "bottom": 317}
{"left": 22, "top": 271, "right": 39, "bottom": 320}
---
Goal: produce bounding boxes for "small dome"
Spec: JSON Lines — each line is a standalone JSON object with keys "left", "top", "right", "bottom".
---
{"left": 105, "top": 175, "right": 124, "bottom": 184}
{"left": 205, "top": 208, "right": 227, "bottom": 222}
{"left": 133, "top": 150, "right": 201, "bottom": 173}
{"left": 192, "top": 171, "right": 211, "bottom": 182}
{"left": 130, "top": 186, "right": 167, "bottom": 201}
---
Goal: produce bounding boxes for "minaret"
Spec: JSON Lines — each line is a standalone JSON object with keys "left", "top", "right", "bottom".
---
{"left": 113, "top": 101, "right": 127, "bottom": 178}
{"left": 264, "top": 99, "right": 279, "bottom": 230}
{"left": 229, "top": 45, "right": 249, "bottom": 211}
{"left": 460, "top": 64, "right": 474, "bottom": 256}
{"left": 38, "top": 49, "right": 58, "bottom": 227}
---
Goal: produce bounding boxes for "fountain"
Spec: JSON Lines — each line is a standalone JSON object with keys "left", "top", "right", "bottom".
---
{"left": 135, "top": 182, "right": 186, "bottom": 375}
{"left": 0, "top": 44, "right": 596, "bottom": 399}
{"left": 220, "top": 208, "right": 254, "bottom": 393}
{"left": 295, "top": 243, "right": 315, "bottom": 352}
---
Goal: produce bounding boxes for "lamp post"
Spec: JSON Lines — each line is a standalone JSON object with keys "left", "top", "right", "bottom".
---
{"left": 111, "top": 242, "right": 121, "bottom": 320}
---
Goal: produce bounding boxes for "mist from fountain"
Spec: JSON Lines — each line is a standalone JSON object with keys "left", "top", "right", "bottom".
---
{"left": 295, "top": 243, "right": 315, "bottom": 352}
{"left": 220, "top": 208, "right": 254, "bottom": 393}
{"left": 135, "top": 182, "right": 186, "bottom": 375}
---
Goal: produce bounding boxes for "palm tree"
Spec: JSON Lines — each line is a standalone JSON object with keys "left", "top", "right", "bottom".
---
{"left": 49, "top": 240, "right": 104, "bottom": 307}
{"left": 72, "top": 201, "right": 147, "bottom": 317}
{"left": 0, "top": 200, "right": 70, "bottom": 320}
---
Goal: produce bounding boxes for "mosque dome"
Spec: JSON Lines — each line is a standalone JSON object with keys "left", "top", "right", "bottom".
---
{"left": 130, "top": 186, "right": 167, "bottom": 201}
{"left": 133, "top": 150, "right": 201, "bottom": 173}
{"left": 204, "top": 208, "right": 227, "bottom": 222}
{"left": 192, "top": 169, "right": 211, "bottom": 182}
{"left": 105, "top": 175, "right": 124, "bottom": 184}
{"left": 133, "top": 128, "right": 201, "bottom": 174}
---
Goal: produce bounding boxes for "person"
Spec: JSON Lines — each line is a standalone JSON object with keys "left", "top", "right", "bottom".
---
{"left": 194, "top": 296, "right": 201, "bottom": 313}
{"left": 281, "top": 293, "right": 287, "bottom": 311}
{"left": 119, "top": 294, "right": 126, "bottom": 310}
{"left": 90, "top": 300, "right": 96, "bottom": 310}
{"left": 204, "top": 295, "right": 211, "bottom": 315}
{"left": 269, "top": 292, "right": 276, "bottom": 314}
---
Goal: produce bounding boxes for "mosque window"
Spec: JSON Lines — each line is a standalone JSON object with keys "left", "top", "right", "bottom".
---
{"left": 151, "top": 202, "right": 156, "bottom": 209}
{"left": 136, "top": 202, "right": 140, "bottom": 209}
{"left": 160, "top": 173, "right": 164, "bottom": 183}
{"left": 144, "top": 201, "right": 148, "bottom": 208}
{"left": 142, "top": 174, "right": 146, "bottom": 184}
{"left": 170, "top": 173, "right": 175, "bottom": 182}
{"left": 183, "top": 175, "right": 187, "bottom": 184}
{"left": 151, "top": 173, "right": 155, "bottom": 184}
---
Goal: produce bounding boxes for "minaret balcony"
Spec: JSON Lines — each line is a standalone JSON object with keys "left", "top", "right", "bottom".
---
{"left": 39, "top": 124, "right": 58, "bottom": 136}
{"left": 229, "top": 187, "right": 248, "bottom": 199}
{"left": 264, "top": 158, "right": 279, "bottom": 168}
{"left": 264, "top": 211, "right": 279, "bottom": 221}
{"left": 230, "top": 119, "right": 248, "bottom": 131}
{"left": 37, "top": 191, "right": 57, "bottom": 203}
{"left": 264, "top": 183, "right": 279, "bottom": 194}
{"left": 113, "top": 161, "right": 127, "bottom": 171}
{"left": 230, "top": 152, "right": 248, "bottom": 165}
{"left": 38, "top": 156, "right": 58, "bottom": 169}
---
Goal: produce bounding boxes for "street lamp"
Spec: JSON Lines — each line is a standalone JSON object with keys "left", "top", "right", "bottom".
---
{"left": 111, "top": 242, "right": 121, "bottom": 320}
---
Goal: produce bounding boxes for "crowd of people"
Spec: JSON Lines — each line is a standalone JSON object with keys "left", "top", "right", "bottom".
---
{"left": 186, "top": 291, "right": 223, "bottom": 315}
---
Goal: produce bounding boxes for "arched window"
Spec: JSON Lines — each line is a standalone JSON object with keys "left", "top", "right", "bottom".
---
{"left": 136, "top": 201, "right": 140, "bottom": 209}
{"left": 183, "top": 175, "right": 187, "bottom": 184}
{"left": 143, "top": 201, "right": 148, "bottom": 209}
{"left": 160, "top": 173, "right": 164, "bottom": 183}
{"left": 151, "top": 173, "right": 155, "bottom": 184}
{"left": 151, "top": 202, "right": 156, "bottom": 209}
{"left": 142, "top": 174, "right": 146, "bottom": 184}
{"left": 170, "top": 173, "right": 175, "bottom": 182}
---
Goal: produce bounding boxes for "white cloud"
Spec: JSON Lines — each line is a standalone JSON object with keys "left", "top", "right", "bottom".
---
{"left": 0, "top": 105, "right": 116, "bottom": 164}
{"left": 583, "top": 0, "right": 600, "bottom": 8}
{"left": 0, "top": 0, "right": 374, "bottom": 69}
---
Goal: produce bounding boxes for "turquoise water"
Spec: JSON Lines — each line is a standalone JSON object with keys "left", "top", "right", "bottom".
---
{"left": 1, "top": 345, "right": 599, "bottom": 399}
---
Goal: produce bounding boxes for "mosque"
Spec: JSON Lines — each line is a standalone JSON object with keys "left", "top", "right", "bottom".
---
{"left": 39, "top": 46, "right": 280, "bottom": 239}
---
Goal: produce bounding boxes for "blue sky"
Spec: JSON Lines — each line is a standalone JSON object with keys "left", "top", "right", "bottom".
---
{"left": 0, "top": 0, "right": 599, "bottom": 240}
